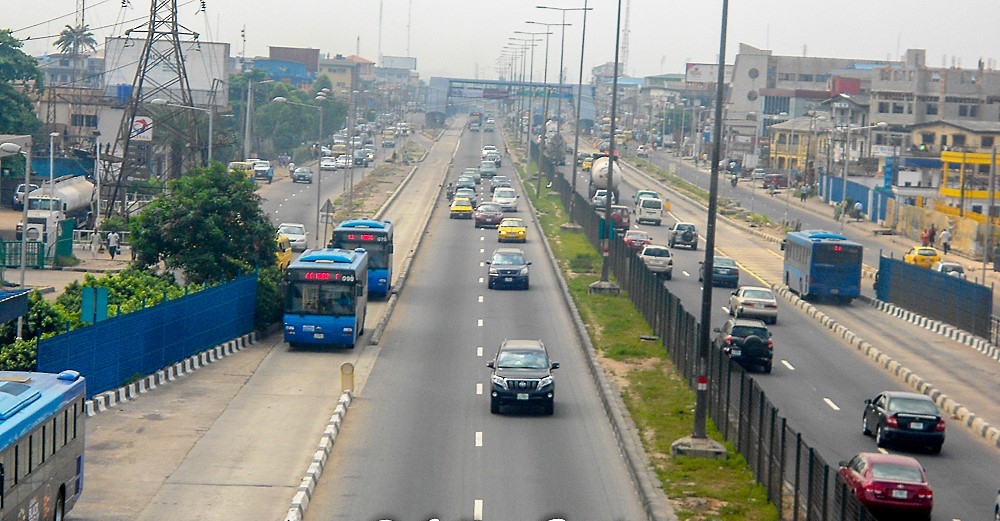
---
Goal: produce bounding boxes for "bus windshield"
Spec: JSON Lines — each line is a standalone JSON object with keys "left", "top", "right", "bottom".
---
{"left": 337, "top": 241, "right": 389, "bottom": 269}
{"left": 286, "top": 281, "right": 356, "bottom": 316}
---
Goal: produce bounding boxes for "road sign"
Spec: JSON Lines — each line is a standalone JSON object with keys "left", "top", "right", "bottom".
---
{"left": 320, "top": 199, "right": 335, "bottom": 214}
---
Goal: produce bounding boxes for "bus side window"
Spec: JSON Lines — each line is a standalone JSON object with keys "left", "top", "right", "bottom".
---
{"left": 62, "top": 409, "right": 69, "bottom": 447}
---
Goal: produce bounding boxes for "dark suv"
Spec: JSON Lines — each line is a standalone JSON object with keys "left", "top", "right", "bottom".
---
{"left": 669, "top": 222, "right": 698, "bottom": 249}
{"left": 713, "top": 318, "right": 773, "bottom": 373}
{"left": 486, "top": 247, "right": 531, "bottom": 290}
{"left": 487, "top": 339, "right": 559, "bottom": 415}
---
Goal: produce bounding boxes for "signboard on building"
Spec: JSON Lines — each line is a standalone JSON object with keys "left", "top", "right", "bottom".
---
{"left": 130, "top": 116, "right": 153, "bottom": 141}
{"left": 870, "top": 145, "right": 900, "bottom": 157}
{"left": 382, "top": 56, "right": 417, "bottom": 70}
{"left": 685, "top": 63, "right": 733, "bottom": 84}
{"left": 103, "top": 37, "right": 230, "bottom": 107}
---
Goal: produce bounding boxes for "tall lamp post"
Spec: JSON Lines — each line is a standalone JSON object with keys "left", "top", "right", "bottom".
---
{"left": 513, "top": 30, "right": 550, "bottom": 159}
{"left": 150, "top": 98, "right": 214, "bottom": 165}
{"left": 274, "top": 95, "right": 326, "bottom": 247}
{"left": 0, "top": 140, "right": 33, "bottom": 340}
{"left": 593, "top": 0, "right": 624, "bottom": 289}
{"left": 525, "top": 20, "right": 570, "bottom": 198}
{"left": 562, "top": 0, "right": 592, "bottom": 223}
{"left": 48, "top": 132, "right": 59, "bottom": 198}
{"left": 537, "top": 5, "right": 590, "bottom": 134}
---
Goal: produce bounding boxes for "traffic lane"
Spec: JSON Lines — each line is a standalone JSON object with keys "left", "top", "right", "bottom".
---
{"left": 303, "top": 170, "right": 645, "bottom": 521}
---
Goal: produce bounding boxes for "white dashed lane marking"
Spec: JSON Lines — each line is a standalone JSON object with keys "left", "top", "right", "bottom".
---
{"left": 823, "top": 398, "right": 841, "bottom": 411}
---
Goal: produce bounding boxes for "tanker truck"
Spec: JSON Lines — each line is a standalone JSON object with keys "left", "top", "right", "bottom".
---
{"left": 18, "top": 175, "right": 96, "bottom": 247}
{"left": 588, "top": 155, "right": 622, "bottom": 200}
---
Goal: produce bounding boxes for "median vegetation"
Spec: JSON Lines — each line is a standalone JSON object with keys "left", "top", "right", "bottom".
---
{"left": 516, "top": 153, "right": 776, "bottom": 521}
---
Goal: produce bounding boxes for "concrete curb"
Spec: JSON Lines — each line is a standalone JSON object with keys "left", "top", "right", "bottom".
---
{"left": 84, "top": 332, "right": 257, "bottom": 416}
{"left": 283, "top": 391, "right": 354, "bottom": 521}
{"left": 859, "top": 295, "right": 1000, "bottom": 361}
{"left": 517, "top": 141, "right": 676, "bottom": 520}
{"left": 771, "top": 284, "right": 1000, "bottom": 449}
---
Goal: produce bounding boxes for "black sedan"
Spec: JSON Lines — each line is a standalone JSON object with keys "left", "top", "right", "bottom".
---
{"left": 862, "top": 391, "right": 945, "bottom": 453}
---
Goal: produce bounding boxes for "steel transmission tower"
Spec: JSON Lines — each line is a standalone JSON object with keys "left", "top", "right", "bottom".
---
{"left": 620, "top": 0, "right": 631, "bottom": 75}
{"left": 108, "top": 0, "right": 199, "bottom": 218}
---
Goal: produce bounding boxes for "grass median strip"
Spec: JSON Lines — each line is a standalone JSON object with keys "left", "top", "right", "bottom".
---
{"left": 518, "top": 158, "right": 776, "bottom": 521}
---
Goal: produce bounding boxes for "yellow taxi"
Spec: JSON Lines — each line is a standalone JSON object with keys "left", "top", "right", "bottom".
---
{"left": 903, "top": 246, "right": 941, "bottom": 268}
{"left": 275, "top": 234, "right": 293, "bottom": 270}
{"left": 582, "top": 156, "right": 594, "bottom": 172}
{"left": 498, "top": 217, "right": 527, "bottom": 243}
{"left": 450, "top": 197, "right": 474, "bottom": 219}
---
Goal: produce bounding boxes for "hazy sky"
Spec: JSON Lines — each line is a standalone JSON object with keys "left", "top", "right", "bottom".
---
{"left": 7, "top": 0, "right": 1000, "bottom": 82}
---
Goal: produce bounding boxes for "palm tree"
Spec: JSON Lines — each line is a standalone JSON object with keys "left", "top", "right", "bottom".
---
{"left": 54, "top": 24, "right": 97, "bottom": 85}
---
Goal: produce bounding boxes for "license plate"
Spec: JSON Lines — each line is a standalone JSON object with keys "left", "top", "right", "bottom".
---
{"left": 891, "top": 489, "right": 908, "bottom": 499}
{"left": 314, "top": 333, "right": 325, "bottom": 339}
{"left": 731, "top": 349, "right": 741, "bottom": 357}
{"left": 517, "top": 393, "right": 529, "bottom": 400}
{"left": 910, "top": 422, "right": 924, "bottom": 430}
{"left": 504, "top": 277, "right": 513, "bottom": 282}
{"left": 303, "top": 325, "right": 315, "bottom": 332}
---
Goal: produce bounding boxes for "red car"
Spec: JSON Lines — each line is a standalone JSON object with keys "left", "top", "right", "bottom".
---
{"left": 838, "top": 452, "right": 933, "bottom": 520}
{"left": 622, "top": 230, "right": 652, "bottom": 251}
{"left": 474, "top": 203, "right": 504, "bottom": 228}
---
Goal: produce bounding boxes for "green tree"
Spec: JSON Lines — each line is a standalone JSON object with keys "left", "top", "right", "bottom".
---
{"left": 0, "top": 29, "right": 43, "bottom": 136}
{"left": 129, "top": 163, "right": 277, "bottom": 284}
{"left": 54, "top": 24, "right": 97, "bottom": 56}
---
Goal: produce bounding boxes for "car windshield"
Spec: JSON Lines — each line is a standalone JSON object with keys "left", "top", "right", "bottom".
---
{"left": 495, "top": 189, "right": 516, "bottom": 198}
{"left": 677, "top": 224, "right": 695, "bottom": 231}
{"left": 743, "top": 289, "right": 774, "bottom": 300}
{"left": 497, "top": 350, "right": 548, "bottom": 369}
{"left": 478, "top": 204, "right": 501, "bottom": 212}
{"left": 627, "top": 232, "right": 649, "bottom": 240}
{"left": 730, "top": 326, "right": 767, "bottom": 338}
{"left": 643, "top": 247, "right": 669, "bottom": 257}
{"left": 918, "top": 248, "right": 937, "bottom": 256}
{"left": 492, "top": 252, "right": 526, "bottom": 265}
{"left": 452, "top": 198, "right": 471, "bottom": 206}
{"left": 279, "top": 225, "right": 305, "bottom": 235}
{"left": 888, "top": 397, "right": 939, "bottom": 415}
{"left": 500, "top": 219, "right": 523, "bottom": 227}
{"left": 493, "top": 176, "right": 509, "bottom": 183}
{"left": 715, "top": 258, "right": 736, "bottom": 267}
{"left": 870, "top": 463, "right": 924, "bottom": 484}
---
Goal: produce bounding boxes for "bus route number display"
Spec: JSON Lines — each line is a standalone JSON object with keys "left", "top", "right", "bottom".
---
{"left": 344, "top": 232, "right": 388, "bottom": 243}
{"left": 301, "top": 271, "right": 356, "bottom": 283}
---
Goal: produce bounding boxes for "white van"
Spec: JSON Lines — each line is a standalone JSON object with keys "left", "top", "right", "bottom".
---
{"left": 480, "top": 160, "right": 498, "bottom": 177}
{"left": 634, "top": 196, "right": 664, "bottom": 226}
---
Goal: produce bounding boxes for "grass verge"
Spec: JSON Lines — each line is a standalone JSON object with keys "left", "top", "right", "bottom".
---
{"left": 518, "top": 153, "right": 777, "bottom": 521}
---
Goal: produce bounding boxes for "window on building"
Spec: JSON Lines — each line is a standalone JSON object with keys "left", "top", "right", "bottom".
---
{"left": 877, "top": 102, "right": 889, "bottom": 114}
{"left": 926, "top": 103, "right": 938, "bottom": 115}
{"left": 798, "top": 74, "right": 814, "bottom": 82}
{"left": 921, "top": 133, "right": 935, "bottom": 145}
{"left": 958, "top": 104, "right": 979, "bottom": 117}
{"left": 891, "top": 103, "right": 904, "bottom": 114}
{"left": 982, "top": 136, "right": 994, "bottom": 148}
{"left": 952, "top": 134, "right": 967, "bottom": 147}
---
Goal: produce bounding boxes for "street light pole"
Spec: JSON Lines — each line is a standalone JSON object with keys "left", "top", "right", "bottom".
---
{"left": 0, "top": 141, "right": 34, "bottom": 340}
{"left": 94, "top": 131, "right": 101, "bottom": 227}
{"left": 48, "top": 132, "right": 59, "bottom": 201}
{"left": 273, "top": 95, "right": 325, "bottom": 247}
{"left": 599, "top": 0, "right": 624, "bottom": 284}
{"left": 563, "top": 0, "right": 591, "bottom": 223}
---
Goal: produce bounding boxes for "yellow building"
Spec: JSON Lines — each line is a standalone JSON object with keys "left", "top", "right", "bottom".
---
{"left": 908, "top": 120, "right": 1000, "bottom": 218}
{"left": 766, "top": 116, "right": 832, "bottom": 180}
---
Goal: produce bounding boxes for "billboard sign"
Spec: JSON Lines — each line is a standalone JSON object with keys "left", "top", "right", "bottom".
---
{"left": 130, "top": 116, "right": 153, "bottom": 141}
{"left": 382, "top": 56, "right": 417, "bottom": 70}
{"left": 685, "top": 63, "right": 732, "bottom": 84}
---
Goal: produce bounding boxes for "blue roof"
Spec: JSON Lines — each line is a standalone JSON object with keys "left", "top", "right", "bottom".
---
{"left": 0, "top": 371, "right": 85, "bottom": 451}
{"left": 336, "top": 219, "right": 391, "bottom": 230}
{"left": 292, "top": 247, "right": 367, "bottom": 267}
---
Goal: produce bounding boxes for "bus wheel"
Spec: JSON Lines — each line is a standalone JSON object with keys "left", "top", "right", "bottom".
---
{"left": 53, "top": 491, "right": 65, "bottom": 521}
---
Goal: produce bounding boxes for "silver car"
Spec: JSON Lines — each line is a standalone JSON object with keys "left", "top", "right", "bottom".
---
{"left": 277, "top": 223, "right": 309, "bottom": 251}
{"left": 638, "top": 244, "right": 673, "bottom": 280}
{"left": 729, "top": 286, "right": 778, "bottom": 324}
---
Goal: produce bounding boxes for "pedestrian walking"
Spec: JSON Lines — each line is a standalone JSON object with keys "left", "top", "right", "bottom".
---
{"left": 920, "top": 228, "right": 930, "bottom": 246}
{"left": 940, "top": 229, "right": 952, "bottom": 255}
{"left": 928, "top": 224, "right": 937, "bottom": 245}
{"left": 90, "top": 230, "right": 102, "bottom": 259}
{"left": 288, "top": 161, "right": 295, "bottom": 176}
{"left": 107, "top": 230, "right": 120, "bottom": 260}
{"left": 799, "top": 186, "right": 807, "bottom": 202}
{"left": 853, "top": 201, "right": 863, "bottom": 222}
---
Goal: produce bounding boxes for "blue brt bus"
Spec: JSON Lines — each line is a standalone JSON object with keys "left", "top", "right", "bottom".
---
{"left": 284, "top": 248, "right": 369, "bottom": 348}
{"left": 0, "top": 370, "right": 86, "bottom": 520}
{"left": 783, "top": 230, "right": 864, "bottom": 302}
{"left": 330, "top": 219, "right": 393, "bottom": 298}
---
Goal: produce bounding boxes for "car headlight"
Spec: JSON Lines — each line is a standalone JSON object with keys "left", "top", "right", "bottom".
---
{"left": 491, "top": 374, "right": 508, "bottom": 389}
{"left": 489, "top": 267, "right": 499, "bottom": 275}
{"left": 519, "top": 267, "right": 529, "bottom": 275}
{"left": 538, "top": 375, "right": 554, "bottom": 389}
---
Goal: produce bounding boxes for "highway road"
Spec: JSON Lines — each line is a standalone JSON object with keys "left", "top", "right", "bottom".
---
{"left": 589, "top": 147, "right": 1000, "bottom": 519}
{"left": 301, "top": 125, "right": 648, "bottom": 520}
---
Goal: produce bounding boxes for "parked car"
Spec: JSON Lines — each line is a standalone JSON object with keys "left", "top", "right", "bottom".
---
{"left": 862, "top": 391, "right": 945, "bottom": 453}
{"left": 729, "top": 286, "right": 778, "bottom": 324}
{"left": 277, "top": 223, "right": 308, "bottom": 251}
{"left": 622, "top": 229, "right": 652, "bottom": 252}
{"left": 668, "top": 222, "right": 699, "bottom": 250}
{"left": 486, "top": 247, "right": 531, "bottom": 289}
{"left": 486, "top": 339, "right": 559, "bottom": 415}
{"left": 904, "top": 246, "right": 941, "bottom": 268}
{"left": 474, "top": 203, "right": 505, "bottom": 228}
{"left": 699, "top": 256, "right": 740, "bottom": 287}
{"left": 291, "top": 167, "right": 314, "bottom": 184}
{"left": 713, "top": 317, "right": 774, "bottom": 373}
{"left": 837, "top": 453, "right": 933, "bottom": 520}
{"left": 13, "top": 183, "right": 39, "bottom": 209}
{"left": 930, "top": 261, "right": 966, "bottom": 279}
{"left": 638, "top": 244, "right": 673, "bottom": 279}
